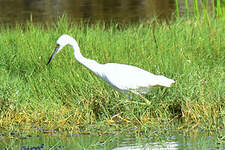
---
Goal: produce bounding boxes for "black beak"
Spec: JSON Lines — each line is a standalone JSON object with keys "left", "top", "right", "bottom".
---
{"left": 47, "top": 47, "right": 59, "bottom": 65}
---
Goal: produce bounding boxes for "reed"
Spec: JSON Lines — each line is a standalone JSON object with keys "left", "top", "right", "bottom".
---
{"left": 175, "top": 0, "right": 225, "bottom": 18}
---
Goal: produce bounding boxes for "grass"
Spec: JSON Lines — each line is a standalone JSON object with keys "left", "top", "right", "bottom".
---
{"left": 175, "top": 0, "right": 225, "bottom": 19}
{"left": 0, "top": 16, "right": 224, "bottom": 135}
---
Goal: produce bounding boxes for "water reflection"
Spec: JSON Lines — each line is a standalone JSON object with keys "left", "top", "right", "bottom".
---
{"left": 0, "top": 0, "right": 175, "bottom": 24}
{"left": 0, "top": 130, "right": 224, "bottom": 150}
{"left": 113, "top": 141, "right": 179, "bottom": 150}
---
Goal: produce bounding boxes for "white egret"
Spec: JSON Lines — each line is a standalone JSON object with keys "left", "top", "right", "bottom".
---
{"left": 47, "top": 34, "right": 175, "bottom": 101}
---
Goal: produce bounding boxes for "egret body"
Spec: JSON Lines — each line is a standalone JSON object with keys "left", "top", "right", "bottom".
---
{"left": 47, "top": 34, "right": 175, "bottom": 96}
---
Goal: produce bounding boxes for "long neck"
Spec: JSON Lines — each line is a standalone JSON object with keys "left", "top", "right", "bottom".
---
{"left": 70, "top": 42, "right": 104, "bottom": 77}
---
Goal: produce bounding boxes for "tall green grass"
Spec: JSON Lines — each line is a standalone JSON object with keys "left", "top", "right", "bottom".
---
{"left": 175, "top": 0, "right": 225, "bottom": 19}
{"left": 0, "top": 16, "right": 224, "bottom": 135}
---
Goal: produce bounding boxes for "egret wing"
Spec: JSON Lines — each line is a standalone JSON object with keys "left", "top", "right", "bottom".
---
{"left": 102, "top": 63, "right": 158, "bottom": 92}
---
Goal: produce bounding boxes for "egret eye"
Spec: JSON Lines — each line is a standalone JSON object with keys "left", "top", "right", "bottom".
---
{"left": 56, "top": 44, "right": 60, "bottom": 47}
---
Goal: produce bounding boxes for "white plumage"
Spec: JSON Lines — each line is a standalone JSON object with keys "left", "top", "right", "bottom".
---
{"left": 47, "top": 34, "right": 175, "bottom": 95}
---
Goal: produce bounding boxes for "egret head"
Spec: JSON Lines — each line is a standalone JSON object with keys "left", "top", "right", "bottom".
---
{"left": 47, "top": 34, "right": 75, "bottom": 64}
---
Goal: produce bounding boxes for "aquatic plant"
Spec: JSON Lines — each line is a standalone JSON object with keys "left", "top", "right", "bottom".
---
{"left": 175, "top": 0, "right": 225, "bottom": 18}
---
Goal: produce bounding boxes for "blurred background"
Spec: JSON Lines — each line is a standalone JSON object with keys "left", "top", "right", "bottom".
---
{"left": 0, "top": 0, "right": 216, "bottom": 24}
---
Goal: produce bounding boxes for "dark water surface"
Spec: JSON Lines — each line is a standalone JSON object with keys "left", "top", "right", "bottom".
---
{"left": 0, "top": 0, "right": 177, "bottom": 24}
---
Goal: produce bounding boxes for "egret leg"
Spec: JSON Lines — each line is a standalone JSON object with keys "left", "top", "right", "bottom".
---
{"left": 129, "top": 91, "right": 151, "bottom": 105}
{"left": 137, "top": 94, "right": 151, "bottom": 105}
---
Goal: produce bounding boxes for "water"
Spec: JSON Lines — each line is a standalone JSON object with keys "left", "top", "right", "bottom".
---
{"left": 0, "top": 0, "right": 177, "bottom": 25}
{"left": 0, "top": 0, "right": 217, "bottom": 25}
{"left": 1, "top": 0, "right": 215, "bottom": 25}
{"left": 0, "top": 130, "right": 224, "bottom": 150}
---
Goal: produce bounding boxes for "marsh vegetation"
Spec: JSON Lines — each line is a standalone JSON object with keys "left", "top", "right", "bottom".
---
{"left": 0, "top": 14, "right": 224, "bottom": 136}
{"left": 0, "top": 0, "right": 225, "bottom": 149}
